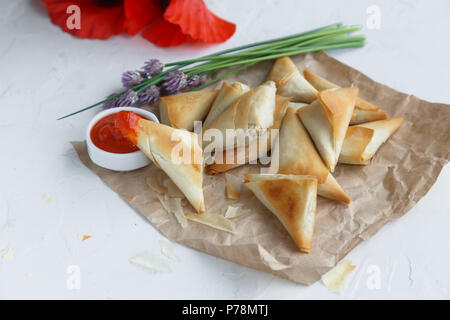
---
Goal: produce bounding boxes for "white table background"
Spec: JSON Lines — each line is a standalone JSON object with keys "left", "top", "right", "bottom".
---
{"left": 0, "top": 0, "right": 449, "bottom": 300}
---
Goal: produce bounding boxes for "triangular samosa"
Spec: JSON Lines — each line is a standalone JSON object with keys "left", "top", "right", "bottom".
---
{"left": 117, "top": 111, "right": 205, "bottom": 213}
{"left": 244, "top": 173, "right": 318, "bottom": 253}
{"left": 304, "top": 69, "right": 388, "bottom": 124}
{"left": 339, "top": 118, "right": 404, "bottom": 165}
{"left": 205, "top": 96, "right": 289, "bottom": 175}
{"left": 277, "top": 107, "right": 329, "bottom": 183}
{"left": 203, "top": 81, "right": 276, "bottom": 150}
{"left": 267, "top": 57, "right": 318, "bottom": 103}
{"left": 277, "top": 107, "right": 350, "bottom": 204}
{"left": 317, "top": 174, "right": 350, "bottom": 204}
{"left": 203, "top": 82, "right": 249, "bottom": 128}
{"left": 159, "top": 89, "right": 218, "bottom": 131}
{"left": 297, "top": 87, "right": 358, "bottom": 172}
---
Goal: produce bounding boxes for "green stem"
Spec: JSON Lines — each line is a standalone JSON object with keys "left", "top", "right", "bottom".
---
{"left": 57, "top": 23, "right": 365, "bottom": 120}
{"left": 166, "top": 25, "right": 360, "bottom": 67}
{"left": 182, "top": 30, "right": 364, "bottom": 75}
{"left": 56, "top": 92, "right": 126, "bottom": 120}
{"left": 165, "top": 23, "right": 343, "bottom": 67}
{"left": 185, "top": 40, "right": 364, "bottom": 75}
{"left": 196, "top": 41, "right": 365, "bottom": 89}
{"left": 56, "top": 64, "right": 186, "bottom": 120}
{"left": 185, "top": 32, "right": 364, "bottom": 66}
{"left": 194, "top": 37, "right": 363, "bottom": 90}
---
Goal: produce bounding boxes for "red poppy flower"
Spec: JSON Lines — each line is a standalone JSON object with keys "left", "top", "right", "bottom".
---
{"left": 42, "top": 0, "right": 236, "bottom": 46}
{"left": 128, "top": 0, "right": 237, "bottom": 46}
{"left": 164, "top": 0, "right": 236, "bottom": 43}
{"left": 123, "top": 0, "right": 163, "bottom": 35}
{"left": 142, "top": 18, "right": 191, "bottom": 47}
{"left": 42, "top": 0, "right": 126, "bottom": 40}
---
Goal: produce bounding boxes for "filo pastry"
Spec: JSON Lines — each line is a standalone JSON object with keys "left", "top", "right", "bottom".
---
{"left": 297, "top": 87, "right": 358, "bottom": 172}
{"left": 159, "top": 89, "right": 218, "bottom": 131}
{"left": 286, "top": 102, "right": 309, "bottom": 111}
{"left": 203, "top": 81, "right": 249, "bottom": 128}
{"left": 276, "top": 107, "right": 350, "bottom": 204}
{"left": 266, "top": 57, "right": 318, "bottom": 103}
{"left": 202, "top": 81, "right": 277, "bottom": 151}
{"left": 244, "top": 173, "right": 318, "bottom": 253}
{"left": 116, "top": 111, "right": 205, "bottom": 213}
{"left": 339, "top": 117, "right": 404, "bottom": 165}
{"left": 304, "top": 69, "right": 388, "bottom": 125}
{"left": 205, "top": 95, "right": 289, "bottom": 175}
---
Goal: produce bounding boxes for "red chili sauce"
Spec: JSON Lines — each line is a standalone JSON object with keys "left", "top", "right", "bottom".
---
{"left": 90, "top": 112, "right": 145, "bottom": 153}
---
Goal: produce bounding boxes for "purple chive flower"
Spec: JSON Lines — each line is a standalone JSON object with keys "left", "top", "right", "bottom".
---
{"left": 138, "top": 85, "right": 160, "bottom": 105}
{"left": 186, "top": 74, "right": 207, "bottom": 88}
{"left": 139, "top": 70, "right": 148, "bottom": 79}
{"left": 102, "top": 93, "right": 119, "bottom": 109}
{"left": 121, "top": 70, "right": 143, "bottom": 89}
{"left": 117, "top": 90, "right": 139, "bottom": 107}
{"left": 163, "top": 70, "right": 187, "bottom": 94}
{"left": 142, "top": 59, "right": 164, "bottom": 78}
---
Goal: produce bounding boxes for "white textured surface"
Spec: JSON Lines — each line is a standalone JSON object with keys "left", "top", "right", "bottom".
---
{"left": 0, "top": 0, "right": 449, "bottom": 299}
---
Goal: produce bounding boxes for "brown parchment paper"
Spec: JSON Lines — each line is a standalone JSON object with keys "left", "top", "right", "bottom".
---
{"left": 71, "top": 51, "right": 450, "bottom": 285}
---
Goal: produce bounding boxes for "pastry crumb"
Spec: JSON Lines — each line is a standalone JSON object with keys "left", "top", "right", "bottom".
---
{"left": 2, "top": 248, "right": 14, "bottom": 261}
{"left": 43, "top": 193, "right": 52, "bottom": 202}
{"left": 322, "top": 259, "right": 357, "bottom": 293}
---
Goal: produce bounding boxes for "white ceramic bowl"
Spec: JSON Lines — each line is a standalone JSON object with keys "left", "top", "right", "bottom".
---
{"left": 86, "top": 107, "right": 159, "bottom": 171}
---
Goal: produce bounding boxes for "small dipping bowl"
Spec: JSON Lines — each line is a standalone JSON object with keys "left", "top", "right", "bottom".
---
{"left": 86, "top": 107, "right": 159, "bottom": 171}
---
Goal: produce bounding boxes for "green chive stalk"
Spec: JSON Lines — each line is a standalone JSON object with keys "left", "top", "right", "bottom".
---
{"left": 58, "top": 23, "right": 365, "bottom": 120}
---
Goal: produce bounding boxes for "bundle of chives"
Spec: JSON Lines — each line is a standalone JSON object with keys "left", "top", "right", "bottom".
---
{"left": 58, "top": 23, "right": 364, "bottom": 120}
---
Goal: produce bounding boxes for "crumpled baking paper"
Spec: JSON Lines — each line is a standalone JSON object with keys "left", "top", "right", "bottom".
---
{"left": 71, "top": 51, "right": 450, "bottom": 285}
